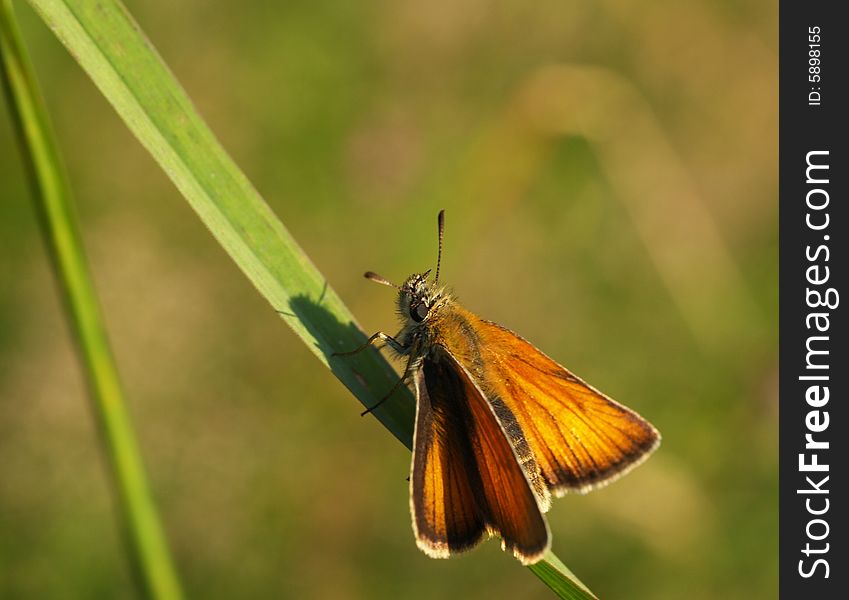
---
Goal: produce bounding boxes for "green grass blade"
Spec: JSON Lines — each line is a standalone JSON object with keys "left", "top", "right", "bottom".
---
{"left": 530, "top": 551, "right": 599, "bottom": 599}
{"left": 28, "top": 0, "right": 416, "bottom": 447}
{"left": 22, "top": 0, "right": 599, "bottom": 596}
{"left": 0, "top": 2, "right": 182, "bottom": 598}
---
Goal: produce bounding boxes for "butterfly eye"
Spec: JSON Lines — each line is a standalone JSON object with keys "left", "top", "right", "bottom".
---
{"left": 410, "top": 302, "right": 429, "bottom": 322}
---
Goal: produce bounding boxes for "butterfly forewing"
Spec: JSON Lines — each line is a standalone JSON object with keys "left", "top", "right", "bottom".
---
{"left": 411, "top": 350, "right": 550, "bottom": 564}
{"left": 443, "top": 307, "right": 660, "bottom": 495}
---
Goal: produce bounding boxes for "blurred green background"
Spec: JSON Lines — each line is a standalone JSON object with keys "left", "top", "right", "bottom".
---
{"left": 0, "top": 0, "right": 776, "bottom": 598}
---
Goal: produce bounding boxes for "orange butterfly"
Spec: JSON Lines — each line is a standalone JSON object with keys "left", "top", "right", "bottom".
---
{"left": 340, "top": 210, "right": 660, "bottom": 564}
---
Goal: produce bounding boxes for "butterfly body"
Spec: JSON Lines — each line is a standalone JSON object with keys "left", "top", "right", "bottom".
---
{"left": 351, "top": 212, "right": 660, "bottom": 565}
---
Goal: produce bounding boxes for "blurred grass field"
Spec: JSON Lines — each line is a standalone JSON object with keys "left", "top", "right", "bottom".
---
{"left": 0, "top": 1, "right": 776, "bottom": 598}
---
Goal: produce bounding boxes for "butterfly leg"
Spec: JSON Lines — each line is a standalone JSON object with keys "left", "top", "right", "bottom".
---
{"left": 332, "top": 331, "right": 406, "bottom": 357}
{"left": 360, "top": 353, "right": 418, "bottom": 416}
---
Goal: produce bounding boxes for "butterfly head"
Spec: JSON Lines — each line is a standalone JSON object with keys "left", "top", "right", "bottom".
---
{"left": 398, "top": 271, "right": 439, "bottom": 324}
{"left": 364, "top": 210, "right": 449, "bottom": 327}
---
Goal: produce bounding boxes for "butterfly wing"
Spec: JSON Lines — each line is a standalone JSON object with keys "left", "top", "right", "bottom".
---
{"left": 411, "top": 349, "right": 551, "bottom": 564}
{"left": 410, "top": 360, "right": 486, "bottom": 559}
{"left": 457, "top": 314, "right": 660, "bottom": 495}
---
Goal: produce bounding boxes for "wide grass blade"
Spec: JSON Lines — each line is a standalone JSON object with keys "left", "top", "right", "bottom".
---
{"left": 0, "top": 1, "right": 182, "bottom": 598}
{"left": 530, "top": 551, "right": 599, "bottom": 599}
{"left": 21, "top": 0, "right": 598, "bottom": 596}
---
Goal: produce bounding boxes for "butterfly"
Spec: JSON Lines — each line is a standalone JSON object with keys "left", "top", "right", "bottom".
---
{"left": 339, "top": 210, "right": 660, "bottom": 564}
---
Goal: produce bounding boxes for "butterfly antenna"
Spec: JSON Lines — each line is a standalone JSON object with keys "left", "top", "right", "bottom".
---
{"left": 434, "top": 209, "right": 445, "bottom": 284}
{"left": 364, "top": 271, "right": 398, "bottom": 288}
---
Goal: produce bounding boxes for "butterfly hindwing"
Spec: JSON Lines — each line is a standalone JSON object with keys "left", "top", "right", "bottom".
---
{"left": 410, "top": 362, "right": 486, "bottom": 558}
{"left": 411, "top": 349, "right": 551, "bottom": 564}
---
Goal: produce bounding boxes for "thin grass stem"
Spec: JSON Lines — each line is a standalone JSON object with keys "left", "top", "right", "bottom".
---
{"left": 0, "top": 2, "right": 183, "bottom": 598}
